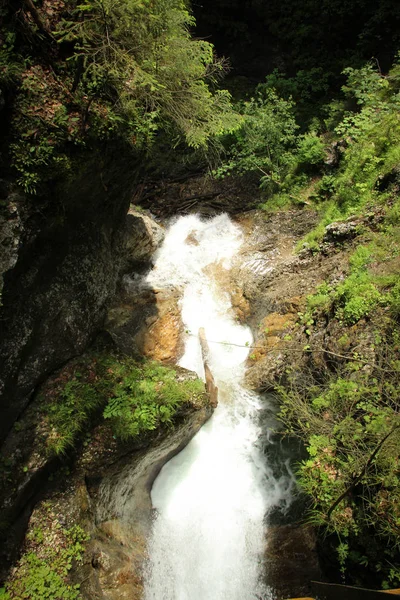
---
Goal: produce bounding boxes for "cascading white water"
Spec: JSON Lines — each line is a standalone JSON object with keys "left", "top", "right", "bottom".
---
{"left": 143, "top": 214, "right": 294, "bottom": 600}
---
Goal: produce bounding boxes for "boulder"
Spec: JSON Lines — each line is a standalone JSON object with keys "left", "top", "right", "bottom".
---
{"left": 122, "top": 208, "right": 165, "bottom": 270}
{"left": 323, "top": 220, "right": 359, "bottom": 243}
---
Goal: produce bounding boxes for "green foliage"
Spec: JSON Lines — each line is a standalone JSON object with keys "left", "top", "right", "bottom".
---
{"left": 303, "top": 241, "right": 400, "bottom": 326}
{"left": 263, "top": 68, "right": 332, "bottom": 107}
{"left": 258, "top": 56, "right": 400, "bottom": 244}
{"left": 389, "top": 280, "right": 400, "bottom": 318}
{"left": 306, "top": 282, "right": 333, "bottom": 315}
{"left": 334, "top": 271, "right": 382, "bottom": 325}
{"left": 278, "top": 338, "right": 400, "bottom": 584}
{"left": 3, "top": 0, "right": 240, "bottom": 193}
{"left": 296, "top": 132, "right": 325, "bottom": 167}
{"left": 279, "top": 221, "right": 400, "bottom": 584}
{"left": 3, "top": 525, "right": 88, "bottom": 600}
{"left": 41, "top": 353, "right": 206, "bottom": 453}
{"left": 214, "top": 88, "right": 298, "bottom": 193}
{"left": 45, "top": 379, "right": 102, "bottom": 456}
{"left": 54, "top": 0, "right": 240, "bottom": 148}
{"left": 102, "top": 359, "right": 206, "bottom": 440}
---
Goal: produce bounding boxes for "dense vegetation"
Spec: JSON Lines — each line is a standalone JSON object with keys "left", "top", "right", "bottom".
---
{"left": 194, "top": 0, "right": 400, "bottom": 101}
{"left": 1, "top": 522, "right": 88, "bottom": 600}
{"left": 2, "top": 0, "right": 400, "bottom": 593}
{"left": 38, "top": 352, "right": 206, "bottom": 456}
{"left": 0, "top": 0, "right": 239, "bottom": 194}
{"left": 227, "top": 57, "right": 400, "bottom": 587}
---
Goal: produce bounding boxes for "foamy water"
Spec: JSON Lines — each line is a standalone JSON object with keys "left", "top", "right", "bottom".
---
{"left": 143, "top": 214, "right": 294, "bottom": 600}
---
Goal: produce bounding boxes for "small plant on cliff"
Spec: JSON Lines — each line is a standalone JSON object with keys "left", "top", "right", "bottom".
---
{"left": 102, "top": 359, "right": 206, "bottom": 441}
{"left": 41, "top": 353, "right": 206, "bottom": 454}
{"left": 2, "top": 523, "right": 88, "bottom": 600}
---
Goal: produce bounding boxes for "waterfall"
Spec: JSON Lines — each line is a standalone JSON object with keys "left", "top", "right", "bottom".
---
{"left": 143, "top": 214, "right": 294, "bottom": 600}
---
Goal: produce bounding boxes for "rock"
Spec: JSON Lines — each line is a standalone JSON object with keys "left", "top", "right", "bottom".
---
{"left": 264, "top": 524, "right": 321, "bottom": 599}
{"left": 76, "top": 368, "right": 213, "bottom": 600}
{"left": 324, "top": 139, "right": 347, "bottom": 168}
{"left": 323, "top": 220, "right": 359, "bottom": 243}
{"left": 122, "top": 208, "right": 165, "bottom": 270}
{"left": 106, "top": 288, "right": 184, "bottom": 363}
{"left": 185, "top": 231, "right": 199, "bottom": 245}
{"left": 0, "top": 195, "right": 24, "bottom": 298}
{"left": 0, "top": 352, "right": 213, "bottom": 594}
{"left": 0, "top": 155, "right": 136, "bottom": 443}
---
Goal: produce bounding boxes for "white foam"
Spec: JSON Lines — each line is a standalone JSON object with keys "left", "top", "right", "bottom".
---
{"left": 143, "top": 214, "right": 294, "bottom": 600}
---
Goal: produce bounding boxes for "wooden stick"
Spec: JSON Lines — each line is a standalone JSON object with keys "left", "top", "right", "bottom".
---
{"left": 199, "top": 328, "right": 218, "bottom": 408}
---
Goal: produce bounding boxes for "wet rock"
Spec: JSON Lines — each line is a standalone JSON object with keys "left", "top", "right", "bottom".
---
{"left": 0, "top": 156, "right": 136, "bottom": 443}
{"left": 106, "top": 288, "right": 184, "bottom": 363}
{"left": 185, "top": 231, "right": 199, "bottom": 245}
{"left": 264, "top": 525, "right": 321, "bottom": 599}
{"left": 0, "top": 353, "right": 212, "bottom": 596}
{"left": 231, "top": 287, "right": 251, "bottom": 322}
{"left": 0, "top": 194, "right": 24, "bottom": 297}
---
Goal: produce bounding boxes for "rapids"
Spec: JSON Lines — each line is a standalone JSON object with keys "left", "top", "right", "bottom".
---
{"left": 143, "top": 214, "right": 294, "bottom": 600}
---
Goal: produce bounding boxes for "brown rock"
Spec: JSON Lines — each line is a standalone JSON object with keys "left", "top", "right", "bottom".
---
{"left": 140, "top": 292, "right": 183, "bottom": 363}
{"left": 106, "top": 290, "right": 184, "bottom": 363}
{"left": 262, "top": 312, "right": 297, "bottom": 336}
{"left": 231, "top": 287, "right": 251, "bottom": 322}
{"left": 185, "top": 231, "right": 199, "bottom": 245}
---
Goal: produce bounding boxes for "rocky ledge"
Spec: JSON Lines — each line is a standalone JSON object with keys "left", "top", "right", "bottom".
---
{"left": 1, "top": 357, "right": 213, "bottom": 599}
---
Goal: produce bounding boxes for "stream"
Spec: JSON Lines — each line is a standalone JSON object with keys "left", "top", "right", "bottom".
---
{"left": 142, "top": 214, "right": 295, "bottom": 600}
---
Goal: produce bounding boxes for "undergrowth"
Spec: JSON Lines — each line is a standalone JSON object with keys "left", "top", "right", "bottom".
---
{"left": 0, "top": 520, "right": 88, "bottom": 600}
{"left": 277, "top": 204, "right": 400, "bottom": 587}
{"left": 41, "top": 353, "right": 206, "bottom": 456}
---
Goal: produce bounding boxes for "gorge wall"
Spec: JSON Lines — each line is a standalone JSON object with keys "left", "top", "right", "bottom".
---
{"left": 0, "top": 152, "right": 139, "bottom": 443}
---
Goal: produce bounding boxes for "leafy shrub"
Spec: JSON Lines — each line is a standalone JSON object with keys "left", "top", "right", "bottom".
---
{"left": 3, "top": 0, "right": 240, "bottom": 193}
{"left": 334, "top": 270, "right": 382, "bottom": 325}
{"left": 297, "top": 132, "right": 325, "bottom": 167}
{"left": 277, "top": 342, "right": 400, "bottom": 586}
{"left": 45, "top": 379, "right": 102, "bottom": 456}
{"left": 214, "top": 88, "right": 298, "bottom": 192}
{"left": 102, "top": 360, "right": 206, "bottom": 441}
{"left": 41, "top": 353, "right": 207, "bottom": 453}
{"left": 306, "top": 282, "right": 332, "bottom": 315}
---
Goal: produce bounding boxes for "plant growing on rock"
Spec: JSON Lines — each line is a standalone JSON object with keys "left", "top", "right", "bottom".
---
{"left": 277, "top": 314, "right": 400, "bottom": 586}
{"left": 41, "top": 352, "right": 207, "bottom": 455}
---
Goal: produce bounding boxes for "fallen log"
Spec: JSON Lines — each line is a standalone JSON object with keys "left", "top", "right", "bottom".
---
{"left": 198, "top": 328, "right": 218, "bottom": 408}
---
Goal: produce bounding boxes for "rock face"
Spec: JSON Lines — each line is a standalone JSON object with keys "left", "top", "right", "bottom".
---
{"left": 0, "top": 164, "right": 166, "bottom": 443}
{"left": 3, "top": 364, "right": 212, "bottom": 600}
{"left": 0, "top": 187, "right": 23, "bottom": 298}
{"left": 106, "top": 288, "right": 184, "bottom": 363}
{"left": 265, "top": 525, "right": 321, "bottom": 598}
{"left": 80, "top": 376, "right": 212, "bottom": 600}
